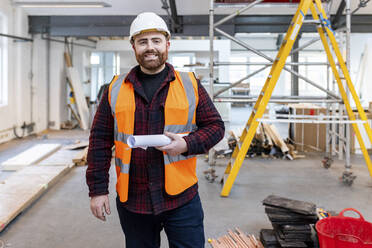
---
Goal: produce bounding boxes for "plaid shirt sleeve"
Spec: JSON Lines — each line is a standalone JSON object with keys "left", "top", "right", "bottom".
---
{"left": 86, "top": 88, "right": 114, "bottom": 197}
{"left": 183, "top": 80, "right": 225, "bottom": 155}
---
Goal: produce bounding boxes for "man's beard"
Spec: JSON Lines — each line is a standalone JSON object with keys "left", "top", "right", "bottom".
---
{"left": 135, "top": 49, "right": 168, "bottom": 71}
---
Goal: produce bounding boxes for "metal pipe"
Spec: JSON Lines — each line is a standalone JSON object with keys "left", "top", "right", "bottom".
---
{"left": 208, "top": 0, "right": 214, "bottom": 168}
{"left": 338, "top": 104, "right": 343, "bottom": 160}
{"left": 284, "top": 67, "right": 340, "bottom": 99}
{"left": 233, "top": 48, "right": 323, "bottom": 53}
{"left": 261, "top": 114, "right": 353, "bottom": 119}
{"left": 0, "top": 33, "right": 33, "bottom": 42}
{"left": 291, "top": 32, "right": 300, "bottom": 96}
{"left": 41, "top": 33, "right": 96, "bottom": 49}
{"left": 345, "top": 0, "right": 351, "bottom": 168}
{"left": 214, "top": 98, "right": 342, "bottom": 103}
{"left": 215, "top": 27, "right": 272, "bottom": 60}
{"left": 46, "top": 33, "right": 51, "bottom": 128}
{"left": 290, "top": 37, "right": 320, "bottom": 55}
{"left": 215, "top": 62, "right": 329, "bottom": 66}
{"left": 216, "top": 95, "right": 339, "bottom": 99}
{"left": 257, "top": 118, "right": 366, "bottom": 124}
{"left": 213, "top": 0, "right": 263, "bottom": 28}
{"left": 213, "top": 65, "right": 270, "bottom": 97}
{"left": 215, "top": 27, "right": 340, "bottom": 99}
{"left": 351, "top": 0, "right": 370, "bottom": 15}
{"left": 30, "top": 34, "right": 34, "bottom": 125}
{"left": 209, "top": 0, "right": 214, "bottom": 99}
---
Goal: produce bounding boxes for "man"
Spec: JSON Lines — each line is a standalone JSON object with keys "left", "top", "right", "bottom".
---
{"left": 86, "top": 12, "right": 224, "bottom": 248}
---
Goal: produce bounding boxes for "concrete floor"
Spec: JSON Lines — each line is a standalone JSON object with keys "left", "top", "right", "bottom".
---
{"left": 1, "top": 121, "right": 372, "bottom": 247}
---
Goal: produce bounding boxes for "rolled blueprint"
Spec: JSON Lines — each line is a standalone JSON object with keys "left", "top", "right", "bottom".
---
{"left": 127, "top": 135, "right": 172, "bottom": 149}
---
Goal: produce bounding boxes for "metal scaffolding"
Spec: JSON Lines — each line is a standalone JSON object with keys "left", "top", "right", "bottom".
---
{"left": 207, "top": 0, "right": 361, "bottom": 185}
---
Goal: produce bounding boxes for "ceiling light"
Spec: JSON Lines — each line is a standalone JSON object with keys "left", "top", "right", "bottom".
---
{"left": 13, "top": 1, "right": 111, "bottom": 8}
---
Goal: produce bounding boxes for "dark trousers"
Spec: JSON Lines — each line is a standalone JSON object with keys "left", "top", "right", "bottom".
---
{"left": 116, "top": 193, "right": 205, "bottom": 248}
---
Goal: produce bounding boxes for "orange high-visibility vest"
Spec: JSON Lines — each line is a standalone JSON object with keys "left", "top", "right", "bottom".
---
{"left": 108, "top": 70, "right": 199, "bottom": 203}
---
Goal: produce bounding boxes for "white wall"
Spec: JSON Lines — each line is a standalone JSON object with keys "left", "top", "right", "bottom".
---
{"left": 0, "top": 2, "right": 33, "bottom": 143}
{"left": 0, "top": 1, "right": 93, "bottom": 143}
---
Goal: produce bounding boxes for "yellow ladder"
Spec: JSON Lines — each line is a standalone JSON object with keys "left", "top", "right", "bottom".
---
{"left": 221, "top": 0, "right": 372, "bottom": 197}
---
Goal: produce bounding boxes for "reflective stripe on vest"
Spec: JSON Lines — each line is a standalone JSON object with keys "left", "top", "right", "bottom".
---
{"left": 109, "top": 70, "right": 199, "bottom": 202}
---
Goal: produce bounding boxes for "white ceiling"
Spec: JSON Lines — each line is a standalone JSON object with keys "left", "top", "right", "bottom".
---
{"left": 16, "top": 0, "right": 372, "bottom": 16}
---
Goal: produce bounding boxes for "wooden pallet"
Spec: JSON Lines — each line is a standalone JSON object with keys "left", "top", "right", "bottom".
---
{"left": 0, "top": 165, "right": 72, "bottom": 232}
{"left": 1, "top": 144, "right": 62, "bottom": 171}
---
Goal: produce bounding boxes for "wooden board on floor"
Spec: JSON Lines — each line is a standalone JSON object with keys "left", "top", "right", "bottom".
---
{"left": 38, "top": 149, "right": 80, "bottom": 167}
{"left": 63, "top": 141, "right": 89, "bottom": 150}
{"left": 0, "top": 165, "right": 71, "bottom": 232}
{"left": 1, "top": 144, "right": 62, "bottom": 171}
{"left": 72, "top": 147, "right": 89, "bottom": 166}
{"left": 66, "top": 67, "right": 90, "bottom": 130}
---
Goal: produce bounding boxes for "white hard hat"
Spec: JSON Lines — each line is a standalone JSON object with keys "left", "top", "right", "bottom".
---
{"left": 129, "top": 12, "right": 171, "bottom": 42}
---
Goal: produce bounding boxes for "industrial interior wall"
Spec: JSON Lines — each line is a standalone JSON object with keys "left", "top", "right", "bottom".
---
{"left": 0, "top": 2, "right": 35, "bottom": 144}
{"left": 0, "top": 2, "right": 66, "bottom": 144}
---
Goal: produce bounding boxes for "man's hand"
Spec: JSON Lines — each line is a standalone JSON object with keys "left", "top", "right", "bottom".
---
{"left": 90, "top": 194, "right": 111, "bottom": 221}
{"left": 156, "top": 132, "right": 188, "bottom": 156}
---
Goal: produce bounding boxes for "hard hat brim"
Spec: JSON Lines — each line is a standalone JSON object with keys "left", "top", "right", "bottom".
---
{"left": 130, "top": 29, "right": 170, "bottom": 42}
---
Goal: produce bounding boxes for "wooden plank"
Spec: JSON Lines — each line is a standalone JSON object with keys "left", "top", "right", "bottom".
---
{"left": 1, "top": 144, "right": 62, "bottom": 171}
{"left": 263, "top": 195, "right": 316, "bottom": 215}
{"left": 72, "top": 147, "right": 89, "bottom": 166}
{"left": 0, "top": 165, "right": 71, "bottom": 232}
{"left": 63, "top": 141, "right": 89, "bottom": 150}
{"left": 66, "top": 67, "right": 90, "bottom": 130}
{"left": 38, "top": 149, "right": 79, "bottom": 167}
{"left": 263, "top": 124, "right": 289, "bottom": 153}
{"left": 67, "top": 103, "right": 82, "bottom": 127}
{"left": 260, "top": 123, "right": 273, "bottom": 147}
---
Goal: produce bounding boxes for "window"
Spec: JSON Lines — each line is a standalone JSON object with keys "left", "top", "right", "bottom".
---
{"left": 0, "top": 13, "right": 8, "bottom": 106}
{"left": 298, "top": 53, "right": 327, "bottom": 96}
{"left": 249, "top": 56, "right": 271, "bottom": 96}
{"left": 169, "top": 53, "right": 195, "bottom": 70}
{"left": 90, "top": 52, "right": 119, "bottom": 102}
{"left": 229, "top": 56, "right": 248, "bottom": 85}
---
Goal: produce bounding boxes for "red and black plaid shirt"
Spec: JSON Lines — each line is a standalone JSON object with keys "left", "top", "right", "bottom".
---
{"left": 86, "top": 63, "right": 224, "bottom": 215}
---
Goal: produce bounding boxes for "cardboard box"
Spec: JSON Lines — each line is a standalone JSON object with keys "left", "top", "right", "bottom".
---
{"left": 350, "top": 111, "right": 372, "bottom": 154}
{"left": 288, "top": 104, "right": 326, "bottom": 152}
{"left": 288, "top": 103, "right": 372, "bottom": 153}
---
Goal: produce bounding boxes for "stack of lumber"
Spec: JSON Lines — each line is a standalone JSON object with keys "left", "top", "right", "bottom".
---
{"left": 209, "top": 228, "right": 264, "bottom": 248}
{"left": 228, "top": 124, "right": 300, "bottom": 160}
{"left": 0, "top": 144, "right": 61, "bottom": 171}
{"left": 260, "top": 195, "right": 318, "bottom": 248}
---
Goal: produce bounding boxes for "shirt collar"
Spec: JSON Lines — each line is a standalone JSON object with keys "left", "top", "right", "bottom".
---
{"left": 125, "top": 63, "right": 176, "bottom": 85}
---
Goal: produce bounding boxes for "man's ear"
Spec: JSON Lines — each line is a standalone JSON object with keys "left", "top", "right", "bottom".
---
{"left": 166, "top": 40, "right": 170, "bottom": 50}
